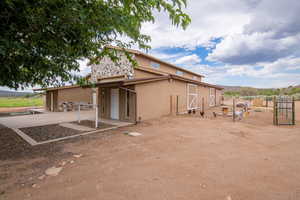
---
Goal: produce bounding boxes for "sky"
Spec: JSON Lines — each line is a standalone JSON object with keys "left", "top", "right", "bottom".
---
{"left": 141, "top": 0, "right": 300, "bottom": 88}
{"left": 1, "top": 0, "right": 300, "bottom": 92}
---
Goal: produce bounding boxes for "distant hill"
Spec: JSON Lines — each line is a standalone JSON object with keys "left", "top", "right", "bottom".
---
{"left": 222, "top": 85, "right": 300, "bottom": 96}
{"left": 0, "top": 90, "right": 33, "bottom": 97}
{"left": 222, "top": 85, "right": 253, "bottom": 92}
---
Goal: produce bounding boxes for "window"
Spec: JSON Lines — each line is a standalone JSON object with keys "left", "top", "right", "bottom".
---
{"left": 150, "top": 62, "right": 160, "bottom": 69}
{"left": 176, "top": 70, "right": 184, "bottom": 76}
{"left": 192, "top": 76, "right": 198, "bottom": 80}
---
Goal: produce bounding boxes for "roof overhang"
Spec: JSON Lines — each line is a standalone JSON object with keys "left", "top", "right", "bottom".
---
{"left": 33, "top": 85, "right": 83, "bottom": 91}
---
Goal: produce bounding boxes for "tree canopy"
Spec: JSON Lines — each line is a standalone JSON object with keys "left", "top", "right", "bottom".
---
{"left": 0, "top": 0, "right": 190, "bottom": 89}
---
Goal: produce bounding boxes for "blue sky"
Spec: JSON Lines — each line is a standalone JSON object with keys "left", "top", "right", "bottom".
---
{"left": 139, "top": 0, "right": 300, "bottom": 88}
{"left": 146, "top": 41, "right": 300, "bottom": 88}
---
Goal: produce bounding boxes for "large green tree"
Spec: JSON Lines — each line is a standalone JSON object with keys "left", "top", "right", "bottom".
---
{"left": 0, "top": 0, "right": 190, "bottom": 89}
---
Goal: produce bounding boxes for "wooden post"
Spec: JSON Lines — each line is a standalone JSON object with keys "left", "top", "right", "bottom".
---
{"left": 202, "top": 97, "right": 205, "bottom": 112}
{"left": 233, "top": 98, "right": 236, "bottom": 122}
{"left": 266, "top": 97, "right": 268, "bottom": 108}
{"left": 134, "top": 92, "right": 137, "bottom": 124}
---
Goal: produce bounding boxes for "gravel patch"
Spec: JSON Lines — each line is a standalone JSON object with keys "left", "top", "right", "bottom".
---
{"left": 71, "top": 120, "right": 115, "bottom": 129}
{"left": 20, "top": 124, "right": 83, "bottom": 142}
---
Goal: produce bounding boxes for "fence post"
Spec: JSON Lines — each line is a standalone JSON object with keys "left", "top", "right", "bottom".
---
{"left": 292, "top": 96, "right": 295, "bottom": 125}
{"left": 273, "top": 97, "right": 276, "bottom": 125}
{"left": 233, "top": 98, "right": 236, "bottom": 122}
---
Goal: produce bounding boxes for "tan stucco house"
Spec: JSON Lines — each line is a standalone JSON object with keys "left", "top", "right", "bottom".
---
{"left": 39, "top": 46, "right": 223, "bottom": 123}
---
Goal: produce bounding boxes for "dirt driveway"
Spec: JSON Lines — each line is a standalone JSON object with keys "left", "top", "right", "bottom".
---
{"left": 1, "top": 110, "right": 300, "bottom": 200}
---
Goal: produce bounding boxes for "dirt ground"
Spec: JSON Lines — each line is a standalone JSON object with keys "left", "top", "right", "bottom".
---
{"left": 1, "top": 106, "right": 300, "bottom": 200}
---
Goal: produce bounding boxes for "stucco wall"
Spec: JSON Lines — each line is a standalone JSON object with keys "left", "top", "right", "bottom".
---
{"left": 170, "top": 80, "right": 187, "bottom": 114}
{"left": 134, "top": 68, "right": 161, "bottom": 79}
{"left": 57, "top": 87, "right": 93, "bottom": 105}
{"left": 198, "top": 85, "right": 210, "bottom": 111}
{"left": 135, "top": 78, "right": 223, "bottom": 120}
{"left": 90, "top": 52, "right": 135, "bottom": 82}
{"left": 135, "top": 55, "right": 202, "bottom": 81}
{"left": 172, "top": 81, "right": 219, "bottom": 112}
{"left": 136, "top": 79, "right": 196, "bottom": 120}
{"left": 135, "top": 80, "right": 172, "bottom": 121}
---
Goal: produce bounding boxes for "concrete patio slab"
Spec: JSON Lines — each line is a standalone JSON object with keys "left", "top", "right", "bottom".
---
{"left": 0, "top": 110, "right": 96, "bottom": 128}
{"left": 0, "top": 110, "right": 133, "bottom": 129}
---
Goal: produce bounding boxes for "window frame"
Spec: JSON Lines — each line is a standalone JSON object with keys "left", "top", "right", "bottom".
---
{"left": 176, "top": 70, "right": 184, "bottom": 76}
{"left": 150, "top": 61, "right": 160, "bottom": 69}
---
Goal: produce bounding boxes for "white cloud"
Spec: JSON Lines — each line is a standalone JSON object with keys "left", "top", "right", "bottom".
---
{"left": 141, "top": 0, "right": 250, "bottom": 49}
{"left": 149, "top": 51, "right": 187, "bottom": 61}
{"left": 208, "top": 0, "right": 300, "bottom": 65}
{"left": 140, "top": 0, "right": 300, "bottom": 88}
{"left": 174, "top": 54, "right": 201, "bottom": 65}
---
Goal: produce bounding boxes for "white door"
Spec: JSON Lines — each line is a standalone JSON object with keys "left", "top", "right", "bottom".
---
{"left": 110, "top": 89, "right": 119, "bottom": 120}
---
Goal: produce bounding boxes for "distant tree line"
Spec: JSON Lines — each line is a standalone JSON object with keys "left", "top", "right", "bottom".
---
{"left": 224, "top": 86, "right": 300, "bottom": 97}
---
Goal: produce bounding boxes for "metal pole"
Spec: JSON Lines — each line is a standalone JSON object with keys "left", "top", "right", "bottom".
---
{"left": 77, "top": 103, "right": 81, "bottom": 123}
{"left": 95, "top": 105, "right": 98, "bottom": 128}
{"left": 292, "top": 96, "right": 295, "bottom": 125}
{"left": 274, "top": 97, "right": 278, "bottom": 125}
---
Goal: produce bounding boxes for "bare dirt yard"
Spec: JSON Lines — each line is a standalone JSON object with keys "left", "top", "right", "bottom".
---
{"left": 1, "top": 107, "right": 300, "bottom": 200}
